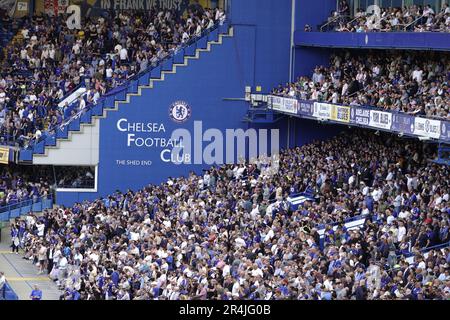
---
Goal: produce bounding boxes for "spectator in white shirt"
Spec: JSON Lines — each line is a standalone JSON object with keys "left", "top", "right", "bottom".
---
{"left": 119, "top": 47, "right": 128, "bottom": 62}
{"left": 78, "top": 96, "right": 86, "bottom": 111}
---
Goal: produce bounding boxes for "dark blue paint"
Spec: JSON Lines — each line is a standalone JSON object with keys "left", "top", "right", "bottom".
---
{"left": 295, "top": 31, "right": 450, "bottom": 51}
{"left": 55, "top": 0, "right": 346, "bottom": 206}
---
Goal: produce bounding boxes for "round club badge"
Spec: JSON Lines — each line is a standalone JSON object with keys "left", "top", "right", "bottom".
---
{"left": 169, "top": 101, "right": 192, "bottom": 123}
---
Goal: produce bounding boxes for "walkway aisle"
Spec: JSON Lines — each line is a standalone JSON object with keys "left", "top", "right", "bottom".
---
{"left": 0, "top": 227, "right": 62, "bottom": 300}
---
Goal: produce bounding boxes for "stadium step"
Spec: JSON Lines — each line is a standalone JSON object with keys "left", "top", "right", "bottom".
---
{"left": 0, "top": 228, "right": 62, "bottom": 300}
{"left": 28, "top": 24, "right": 234, "bottom": 161}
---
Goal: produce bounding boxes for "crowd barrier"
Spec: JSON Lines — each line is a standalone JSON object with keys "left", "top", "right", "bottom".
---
{"left": 295, "top": 31, "right": 450, "bottom": 51}
{"left": 267, "top": 95, "right": 450, "bottom": 143}
{"left": 16, "top": 21, "right": 230, "bottom": 163}
{"left": 0, "top": 196, "right": 53, "bottom": 222}
{"left": 0, "top": 281, "right": 19, "bottom": 300}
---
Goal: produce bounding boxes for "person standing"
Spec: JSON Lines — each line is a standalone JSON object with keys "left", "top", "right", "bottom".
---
{"left": 0, "top": 271, "right": 6, "bottom": 300}
{"left": 355, "top": 280, "right": 367, "bottom": 300}
{"left": 78, "top": 95, "right": 86, "bottom": 112}
{"left": 10, "top": 225, "right": 20, "bottom": 254}
{"left": 57, "top": 254, "right": 68, "bottom": 287}
{"left": 37, "top": 243, "right": 48, "bottom": 275}
{"left": 46, "top": 244, "right": 55, "bottom": 275}
{"left": 30, "top": 285, "right": 42, "bottom": 300}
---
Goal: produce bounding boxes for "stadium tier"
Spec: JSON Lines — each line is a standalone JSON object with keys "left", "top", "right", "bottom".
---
{"left": 320, "top": 1, "right": 450, "bottom": 32}
{"left": 0, "top": 0, "right": 448, "bottom": 304}
{"left": 10, "top": 129, "right": 450, "bottom": 300}
{"left": 0, "top": 5, "right": 226, "bottom": 147}
{"left": 272, "top": 50, "right": 449, "bottom": 119}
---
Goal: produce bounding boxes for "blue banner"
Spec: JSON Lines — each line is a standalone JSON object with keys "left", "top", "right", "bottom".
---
{"left": 351, "top": 107, "right": 370, "bottom": 126}
{"left": 295, "top": 31, "right": 450, "bottom": 51}
{"left": 392, "top": 113, "right": 414, "bottom": 135}
{"left": 442, "top": 122, "right": 450, "bottom": 141}
{"left": 297, "top": 100, "right": 314, "bottom": 116}
{"left": 269, "top": 96, "right": 450, "bottom": 143}
{"left": 77, "top": 0, "right": 191, "bottom": 17}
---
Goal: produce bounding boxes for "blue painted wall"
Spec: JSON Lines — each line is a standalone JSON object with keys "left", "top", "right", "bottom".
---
{"left": 293, "top": 47, "right": 331, "bottom": 82}
{"left": 295, "top": 0, "right": 336, "bottom": 31}
{"left": 290, "top": 118, "right": 346, "bottom": 148}
{"left": 230, "top": 0, "right": 293, "bottom": 93}
{"left": 96, "top": 29, "right": 259, "bottom": 196}
{"left": 55, "top": 0, "right": 346, "bottom": 206}
{"left": 295, "top": 31, "right": 450, "bottom": 51}
{"left": 290, "top": 0, "right": 336, "bottom": 82}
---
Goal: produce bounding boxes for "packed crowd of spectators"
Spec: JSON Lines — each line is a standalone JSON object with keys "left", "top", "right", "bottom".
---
{"left": 13, "top": 129, "right": 450, "bottom": 300}
{"left": 272, "top": 50, "right": 450, "bottom": 119}
{"left": 54, "top": 166, "right": 95, "bottom": 189}
{"left": 321, "top": 1, "right": 450, "bottom": 32}
{"left": 0, "top": 165, "right": 97, "bottom": 211}
{"left": 0, "top": 166, "right": 51, "bottom": 208}
{"left": 0, "top": 5, "right": 226, "bottom": 146}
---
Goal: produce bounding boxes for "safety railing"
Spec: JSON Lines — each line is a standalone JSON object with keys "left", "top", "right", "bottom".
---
{"left": 320, "top": 15, "right": 350, "bottom": 32}
{"left": 346, "top": 14, "right": 363, "bottom": 27}
{"left": 4, "top": 20, "right": 229, "bottom": 150}
{"left": 403, "top": 16, "right": 424, "bottom": 31}
{"left": 58, "top": 21, "right": 229, "bottom": 131}
{"left": 0, "top": 281, "right": 19, "bottom": 300}
{"left": 270, "top": 92, "right": 449, "bottom": 122}
{"left": 0, "top": 195, "right": 53, "bottom": 222}
{"left": 399, "top": 241, "right": 450, "bottom": 259}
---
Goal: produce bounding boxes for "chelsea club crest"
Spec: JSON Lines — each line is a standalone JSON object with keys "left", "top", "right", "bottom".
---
{"left": 169, "top": 101, "right": 192, "bottom": 123}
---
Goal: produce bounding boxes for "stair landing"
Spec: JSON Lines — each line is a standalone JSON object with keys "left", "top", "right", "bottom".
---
{"left": 0, "top": 228, "right": 62, "bottom": 300}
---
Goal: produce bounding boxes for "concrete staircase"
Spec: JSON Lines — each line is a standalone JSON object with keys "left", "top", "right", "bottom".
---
{"left": 20, "top": 23, "right": 234, "bottom": 163}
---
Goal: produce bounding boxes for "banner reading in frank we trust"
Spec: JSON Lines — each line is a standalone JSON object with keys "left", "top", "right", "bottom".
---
{"left": 0, "top": 146, "right": 9, "bottom": 164}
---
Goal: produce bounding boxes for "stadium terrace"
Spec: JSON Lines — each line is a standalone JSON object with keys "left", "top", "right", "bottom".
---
{"left": 0, "top": 0, "right": 449, "bottom": 306}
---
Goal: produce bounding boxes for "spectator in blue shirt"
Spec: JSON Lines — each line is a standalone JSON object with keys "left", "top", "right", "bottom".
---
{"left": 13, "top": 130, "right": 450, "bottom": 300}
{"left": 30, "top": 285, "right": 42, "bottom": 300}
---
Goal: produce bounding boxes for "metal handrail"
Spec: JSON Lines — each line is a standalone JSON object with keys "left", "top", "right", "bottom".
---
{"left": 57, "top": 22, "right": 227, "bottom": 131}
{"left": 398, "top": 241, "right": 450, "bottom": 259}
{"left": 320, "top": 15, "right": 350, "bottom": 32}
{"left": 403, "top": 16, "right": 423, "bottom": 31}
{"left": 347, "top": 84, "right": 369, "bottom": 98}
{"left": 13, "top": 21, "right": 228, "bottom": 149}
{"left": 374, "top": 15, "right": 390, "bottom": 30}
{"left": 0, "top": 195, "right": 54, "bottom": 222}
{"left": 346, "top": 14, "right": 363, "bottom": 27}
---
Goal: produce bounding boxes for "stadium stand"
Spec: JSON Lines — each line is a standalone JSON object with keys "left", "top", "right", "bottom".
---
{"left": 12, "top": 130, "right": 450, "bottom": 300}
{"left": 320, "top": 0, "right": 450, "bottom": 32}
{"left": 0, "top": 167, "right": 51, "bottom": 222}
{"left": 0, "top": 165, "right": 99, "bottom": 222}
{"left": 0, "top": 0, "right": 448, "bottom": 304}
{"left": 271, "top": 50, "right": 449, "bottom": 119}
{"left": 0, "top": 6, "right": 226, "bottom": 147}
{"left": 0, "top": 166, "right": 51, "bottom": 210}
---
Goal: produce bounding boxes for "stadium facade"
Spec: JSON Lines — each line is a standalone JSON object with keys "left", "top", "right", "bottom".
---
{"left": 1, "top": 0, "right": 447, "bottom": 206}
